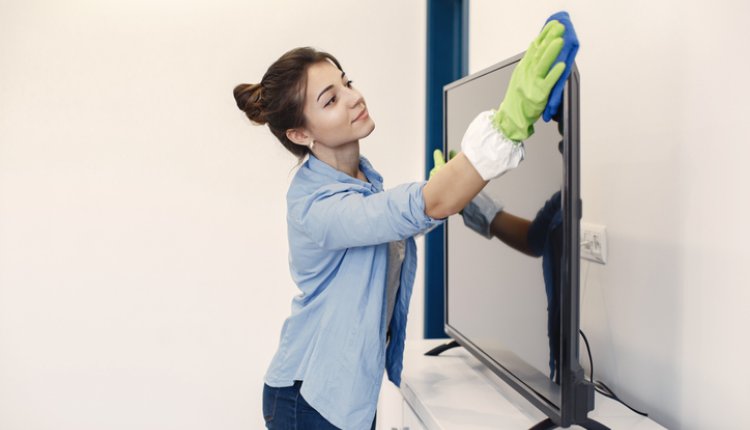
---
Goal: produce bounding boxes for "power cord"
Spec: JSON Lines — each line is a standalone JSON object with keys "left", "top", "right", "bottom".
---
{"left": 578, "top": 329, "right": 649, "bottom": 417}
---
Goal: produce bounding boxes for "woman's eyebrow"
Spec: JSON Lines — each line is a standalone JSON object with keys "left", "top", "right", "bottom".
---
{"left": 316, "top": 71, "right": 347, "bottom": 102}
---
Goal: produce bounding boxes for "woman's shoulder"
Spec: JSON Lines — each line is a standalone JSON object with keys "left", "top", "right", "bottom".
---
{"left": 288, "top": 158, "right": 376, "bottom": 198}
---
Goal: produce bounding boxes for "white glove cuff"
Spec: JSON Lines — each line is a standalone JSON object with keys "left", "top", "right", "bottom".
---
{"left": 460, "top": 110, "right": 525, "bottom": 181}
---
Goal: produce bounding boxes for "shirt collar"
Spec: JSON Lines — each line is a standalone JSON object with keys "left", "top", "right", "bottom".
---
{"left": 306, "top": 154, "right": 384, "bottom": 191}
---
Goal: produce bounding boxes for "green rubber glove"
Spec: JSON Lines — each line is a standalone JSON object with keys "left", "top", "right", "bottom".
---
{"left": 429, "top": 149, "right": 458, "bottom": 179}
{"left": 492, "top": 20, "right": 567, "bottom": 142}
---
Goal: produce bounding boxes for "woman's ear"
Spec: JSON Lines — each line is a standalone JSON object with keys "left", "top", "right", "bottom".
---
{"left": 286, "top": 128, "right": 311, "bottom": 147}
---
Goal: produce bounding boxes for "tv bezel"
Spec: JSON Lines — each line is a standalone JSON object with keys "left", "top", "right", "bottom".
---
{"left": 442, "top": 53, "right": 592, "bottom": 427}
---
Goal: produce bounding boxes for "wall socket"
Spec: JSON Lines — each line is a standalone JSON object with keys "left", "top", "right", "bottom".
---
{"left": 580, "top": 222, "right": 607, "bottom": 264}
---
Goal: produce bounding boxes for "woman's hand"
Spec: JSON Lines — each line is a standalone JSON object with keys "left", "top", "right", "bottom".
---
{"left": 428, "top": 149, "right": 457, "bottom": 179}
{"left": 423, "top": 150, "right": 486, "bottom": 220}
{"left": 492, "top": 20, "right": 567, "bottom": 142}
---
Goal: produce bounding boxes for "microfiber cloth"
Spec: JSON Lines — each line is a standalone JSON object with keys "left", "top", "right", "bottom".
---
{"left": 542, "top": 11, "right": 579, "bottom": 122}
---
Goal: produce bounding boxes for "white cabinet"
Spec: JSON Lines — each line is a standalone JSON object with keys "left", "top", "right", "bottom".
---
{"left": 377, "top": 372, "right": 406, "bottom": 430}
{"left": 376, "top": 339, "right": 666, "bottom": 430}
{"left": 375, "top": 382, "right": 426, "bottom": 430}
{"left": 402, "top": 399, "right": 427, "bottom": 430}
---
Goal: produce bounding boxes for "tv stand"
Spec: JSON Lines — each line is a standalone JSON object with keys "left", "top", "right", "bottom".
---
{"left": 377, "top": 339, "right": 665, "bottom": 430}
{"left": 424, "top": 340, "right": 461, "bottom": 356}
{"left": 531, "top": 417, "right": 610, "bottom": 430}
{"left": 424, "top": 341, "right": 612, "bottom": 429}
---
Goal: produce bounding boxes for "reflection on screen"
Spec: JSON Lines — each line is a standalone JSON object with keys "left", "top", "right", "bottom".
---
{"left": 446, "top": 61, "right": 564, "bottom": 407}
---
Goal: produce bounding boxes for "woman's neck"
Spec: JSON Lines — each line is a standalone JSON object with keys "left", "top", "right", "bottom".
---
{"left": 312, "top": 140, "right": 363, "bottom": 179}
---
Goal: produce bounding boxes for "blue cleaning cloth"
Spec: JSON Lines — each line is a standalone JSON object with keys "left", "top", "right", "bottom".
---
{"left": 543, "top": 11, "right": 579, "bottom": 122}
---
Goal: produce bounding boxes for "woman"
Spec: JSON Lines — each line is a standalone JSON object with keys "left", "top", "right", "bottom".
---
{"left": 233, "top": 20, "right": 566, "bottom": 430}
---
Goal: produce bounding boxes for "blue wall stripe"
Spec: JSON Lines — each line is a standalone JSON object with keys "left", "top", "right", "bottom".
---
{"left": 424, "top": 0, "right": 468, "bottom": 339}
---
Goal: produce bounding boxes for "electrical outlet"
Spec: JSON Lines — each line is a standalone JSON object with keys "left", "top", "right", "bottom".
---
{"left": 580, "top": 222, "right": 607, "bottom": 264}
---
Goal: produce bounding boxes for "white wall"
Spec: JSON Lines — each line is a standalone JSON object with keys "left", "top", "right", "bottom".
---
{"left": 0, "top": 1, "right": 425, "bottom": 429}
{"left": 470, "top": 1, "right": 750, "bottom": 429}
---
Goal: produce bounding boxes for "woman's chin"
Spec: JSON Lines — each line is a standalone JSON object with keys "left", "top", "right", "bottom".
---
{"left": 362, "top": 120, "right": 376, "bottom": 138}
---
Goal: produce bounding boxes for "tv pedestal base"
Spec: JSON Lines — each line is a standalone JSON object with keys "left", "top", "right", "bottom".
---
{"left": 531, "top": 417, "right": 609, "bottom": 430}
{"left": 377, "top": 339, "right": 665, "bottom": 430}
{"left": 424, "top": 340, "right": 460, "bottom": 356}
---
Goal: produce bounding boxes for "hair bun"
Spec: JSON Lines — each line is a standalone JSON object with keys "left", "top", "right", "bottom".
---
{"left": 233, "top": 83, "right": 266, "bottom": 125}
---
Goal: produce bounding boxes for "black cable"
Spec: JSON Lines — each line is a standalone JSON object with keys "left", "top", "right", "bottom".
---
{"left": 579, "top": 329, "right": 594, "bottom": 382}
{"left": 578, "top": 329, "right": 649, "bottom": 417}
{"left": 594, "top": 381, "right": 649, "bottom": 417}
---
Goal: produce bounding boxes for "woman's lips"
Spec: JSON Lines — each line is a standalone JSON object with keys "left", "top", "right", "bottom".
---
{"left": 352, "top": 108, "right": 369, "bottom": 123}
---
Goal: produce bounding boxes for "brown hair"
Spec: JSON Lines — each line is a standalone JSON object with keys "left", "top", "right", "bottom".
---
{"left": 233, "top": 47, "right": 344, "bottom": 161}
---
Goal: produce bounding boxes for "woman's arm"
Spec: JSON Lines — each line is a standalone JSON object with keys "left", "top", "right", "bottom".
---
{"left": 489, "top": 211, "right": 535, "bottom": 257}
{"left": 457, "top": 188, "right": 537, "bottom": 257}
{"left": 291, "top": 181, "right": 443, "bottom": 251}
{"left": 422, "top": 152, "right": 487, "bottom": 220}
{"left": 423, "top": 20, "right": 567, "bottom": 220}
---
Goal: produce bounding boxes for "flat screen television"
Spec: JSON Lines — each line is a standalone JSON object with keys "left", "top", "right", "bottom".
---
{"left": 442, "top": 55, "right": 603, "bottom": 429}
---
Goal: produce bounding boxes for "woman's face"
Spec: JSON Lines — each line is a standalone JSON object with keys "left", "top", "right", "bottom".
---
{"left": 301, "top": 60, "right": 375, "bottom": 148}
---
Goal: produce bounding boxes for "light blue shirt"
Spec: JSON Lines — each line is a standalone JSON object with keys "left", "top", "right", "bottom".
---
{"left": 264, "top": 154, "right": 443, "bottom": 430}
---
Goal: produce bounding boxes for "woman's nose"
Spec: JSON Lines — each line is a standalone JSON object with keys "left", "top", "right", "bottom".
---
{"left": 346, "top": 88, "right": 364, "bottom": 108}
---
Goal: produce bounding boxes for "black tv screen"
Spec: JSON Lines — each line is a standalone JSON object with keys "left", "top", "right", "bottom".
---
{"left": 444, "top": 54, "right": 595, "bottom": 427}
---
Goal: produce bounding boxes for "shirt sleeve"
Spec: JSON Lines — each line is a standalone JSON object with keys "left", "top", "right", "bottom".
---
{"left": 292, "top": 181, "right": 444, "bottom": 250}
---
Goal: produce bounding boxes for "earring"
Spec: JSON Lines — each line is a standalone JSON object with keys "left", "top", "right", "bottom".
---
{"left": 309, "top": 140, "right": 315, "bottom": 150}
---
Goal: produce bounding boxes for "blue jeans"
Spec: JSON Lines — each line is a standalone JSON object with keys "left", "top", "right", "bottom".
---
{"left": 262, "top": 381, "right": 376, "bottom": 430}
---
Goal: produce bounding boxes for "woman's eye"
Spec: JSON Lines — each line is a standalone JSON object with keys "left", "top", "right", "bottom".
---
{"left": 323, "top": 81, "right": 353, "bottom": 107}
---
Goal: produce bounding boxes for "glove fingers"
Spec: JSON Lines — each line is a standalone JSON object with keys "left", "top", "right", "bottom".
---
{"left": 542, "top": 62, "right": 566, "bottom": 92}
{"left": 535, "top": 37, "right": 564, "bottom": 78}
{"left": 531, "top": 22, "right": 554, "bottom": 58}
{"left": 529, "top": 23, "right": 564, "bottom": 72}
{"left": 433, "top": 149, "right": 445, "bottom": 168}
{"left": 545, "top": 20, "right": 566, "bottom": 40}
{"left": 535, "top": 21, "right": 565, "bottom": 56}
{"left": 526, "top": 20, "right": 559, "bottom": 63}
{"left": 537, "top": 20, "right": 563, "bottom": 46}
{"left": 448, "top": 149, "right": 457, "bottom": 160}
